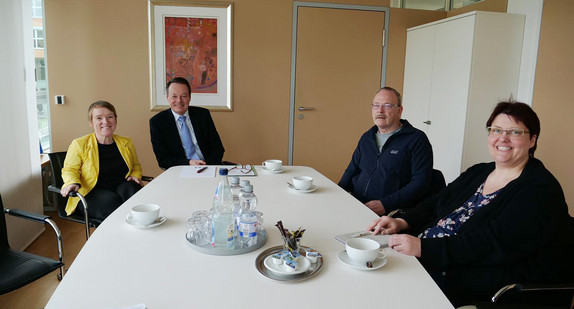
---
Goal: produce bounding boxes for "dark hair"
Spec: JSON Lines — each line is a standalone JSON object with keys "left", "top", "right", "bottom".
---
{"left": 88, "top": 100, "right": 117, "bottom": 121}
{"left": 166, "top": 77, "right": 191, "bottom": 96}
{"left": 377, "top": 87, "right": 402, "bottom": 106}
{"left": 486, "top": 101, "right": 540, "bottom": 156}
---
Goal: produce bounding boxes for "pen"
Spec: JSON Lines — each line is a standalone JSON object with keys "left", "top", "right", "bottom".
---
{"left": 352, "top": 232, "right": 372, "bottom": 238}
{"left": 196, "top": 166, "right": 208, "bottom": 173}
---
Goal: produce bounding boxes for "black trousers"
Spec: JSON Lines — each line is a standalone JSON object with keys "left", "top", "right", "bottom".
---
{"left": 74, "top": 180, "right": 141, "bottom": 221}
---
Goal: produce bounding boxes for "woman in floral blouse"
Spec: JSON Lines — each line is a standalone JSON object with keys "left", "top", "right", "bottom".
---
{"left": 368, "top": 101, "right": 574, "bottom": 306}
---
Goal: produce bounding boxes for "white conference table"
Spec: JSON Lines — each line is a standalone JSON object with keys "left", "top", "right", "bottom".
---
{"left": 46, "top": 166, "right": 454, "bottom": 309}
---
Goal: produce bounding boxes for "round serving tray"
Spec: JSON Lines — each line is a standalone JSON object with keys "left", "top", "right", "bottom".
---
{"left": 186, "top": 229, "right": 267, "bottom": 256}
{"left": 255, "top": 245, "right": 323, "bottom": 282}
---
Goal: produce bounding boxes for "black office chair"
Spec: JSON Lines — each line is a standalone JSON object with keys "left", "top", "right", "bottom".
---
{"left": 47, "top": 152, "right": 101, "bottom": 240}
{"left": 486, "top": 216, "right": 574, "bottom": 309}
{"left": 0, "top": 193, "right": 64, "bottom": 295}
{"left": 47, "top": 152, "right": 154, "bottom": 240}
{"left": 388, "top": 169, "right": 446, "bottom": 218}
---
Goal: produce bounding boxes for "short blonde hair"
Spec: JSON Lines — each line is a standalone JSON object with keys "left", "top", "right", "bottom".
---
{"left": 88, "top": 100, "right": 117, "bottom": 121}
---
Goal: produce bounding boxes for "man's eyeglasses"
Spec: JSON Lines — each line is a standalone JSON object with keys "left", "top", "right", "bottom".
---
{"left": 229, "top": 164, "right": 253, "bottom": 174}
{"left": 371, "top": 103, "right": 400, "bottom": 110}
{"left": 487, "top": 127, "right": 530, "bottom": 139}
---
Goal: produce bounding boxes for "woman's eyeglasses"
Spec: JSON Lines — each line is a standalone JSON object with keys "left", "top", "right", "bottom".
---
{"left": 487, "top": 126, "right": 529, "bottom": 139}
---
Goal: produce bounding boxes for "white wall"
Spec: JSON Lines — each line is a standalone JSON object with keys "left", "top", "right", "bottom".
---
{"left": 0, "top": 0, "right": 45, "bottom": 250}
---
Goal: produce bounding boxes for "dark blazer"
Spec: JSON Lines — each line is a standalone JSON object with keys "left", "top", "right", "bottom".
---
{"left": 150, "top": 107, "right": 224, "bottom": 169}
{"left": 397, "top": 158, "right": 574, "bottom": 302}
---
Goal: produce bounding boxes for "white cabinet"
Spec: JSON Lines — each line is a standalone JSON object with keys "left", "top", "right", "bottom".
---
{"left": 402, "top": 11, "right": 525, "bottom": 183}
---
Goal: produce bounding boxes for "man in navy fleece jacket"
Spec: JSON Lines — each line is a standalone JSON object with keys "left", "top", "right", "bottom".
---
{"left": 339, "top": 87, "right": 434, "bottom": 216}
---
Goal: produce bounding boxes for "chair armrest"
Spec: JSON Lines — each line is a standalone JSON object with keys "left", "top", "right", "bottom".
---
{"left": 141, "top": 176, "right": 154, "bottom": 182}
{"left": 387, "top": 209, "right": 402, "bottom": 218}
{"left": 4, "top": 208, "right": 50, "bottom": 224}
{"left": 4, "top": 207, "right": 65, "bottom": 269}
{"left": 492, "top": 282, "right": 574, "bottom": 303}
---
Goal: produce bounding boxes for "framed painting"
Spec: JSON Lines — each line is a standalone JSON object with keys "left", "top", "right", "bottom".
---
{"left": 149, "top": 1, "right": 233, "bottom": 111}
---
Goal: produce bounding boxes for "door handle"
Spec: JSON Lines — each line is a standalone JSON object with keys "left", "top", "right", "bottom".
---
{"left": 298, "top": 106, "right": 315, "bottom": 111}
{"left": 423, "top": 120, "right": 431, "bottom": 125}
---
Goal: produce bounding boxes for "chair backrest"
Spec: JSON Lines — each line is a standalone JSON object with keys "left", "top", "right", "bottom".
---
{"left": 431, "top": 169, "right": 446, "bottom": 195}
{"left": 0, "top": 194, "right": 10, "bottom": 250}
{"left": 47, "top": 152, "right": 69, "bottom": 219}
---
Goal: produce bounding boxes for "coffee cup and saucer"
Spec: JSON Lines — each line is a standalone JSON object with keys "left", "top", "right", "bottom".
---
{"left": 126, "top": 204, "right": 166, "bottom": 229}
{"left": 261, "top": 159, "right": 285, "bottom": 173}
{"left": 337, "top": 238, "right": 387, "bottom": 270}
{"left": 288, "top": 176, "right": 317, "bottom": 193}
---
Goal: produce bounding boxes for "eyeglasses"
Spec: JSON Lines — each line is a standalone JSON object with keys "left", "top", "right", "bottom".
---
{"left": 229, "top": 164, "right": 253, "bottom": 174}
{"left": 487, "top": 127, "right": 530, "bottom": 139}
{"left": 371, "top": 103, "right": 400, "bottom": 110}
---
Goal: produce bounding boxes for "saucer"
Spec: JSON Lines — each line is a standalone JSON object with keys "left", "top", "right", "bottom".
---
{"left": 288, "top": 184, "right": 317, "bottom": 193}
{"left": 126, "top": 214, "right": 167, "bottom": 229}
{"left": 263, "top": 255, "right": 311, "bottom": 275}
{"left": 337, "top": 250, "right": 387, "bottom": 271}
{"left": 262, "top": 167, "right": 285, "bottom": 174}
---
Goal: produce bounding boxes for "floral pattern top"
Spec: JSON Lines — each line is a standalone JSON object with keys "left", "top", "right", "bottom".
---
{"left": 421, "top": 182, "right": 499, "bottom": 239}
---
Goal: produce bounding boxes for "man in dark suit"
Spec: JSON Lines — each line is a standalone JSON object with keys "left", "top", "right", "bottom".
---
{"left": 150, "top": 77, "right": 224, "bottom": 169}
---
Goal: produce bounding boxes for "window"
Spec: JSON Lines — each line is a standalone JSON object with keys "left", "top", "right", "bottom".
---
{"left": 390, "top": 0, "right": 485, "bottom": 11}
{"left": 32, "top": 0, "right": 51, "bottom": 153}
{"left": 32, "top": 0, "right": 43, "bottom": 18}
{"left": 33, "top": 28, "right": 44, "bottom": 49}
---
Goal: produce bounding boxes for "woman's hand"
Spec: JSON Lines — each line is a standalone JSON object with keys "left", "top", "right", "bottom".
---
{"left": 368, "top": 216, "right": 409, "bottom": 235}
{"left": 388, "top": 234, "right": 421, "bottom": 257}
{"left": 61, "top": 184, "right": 80, "bottom": 197}
{"left": 127, "top": 176, "right": 142, "bottom": 185}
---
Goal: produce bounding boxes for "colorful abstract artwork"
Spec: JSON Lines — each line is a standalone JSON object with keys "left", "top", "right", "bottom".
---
{"left": 164, "top": 17, "right": 218, "bottom": 93}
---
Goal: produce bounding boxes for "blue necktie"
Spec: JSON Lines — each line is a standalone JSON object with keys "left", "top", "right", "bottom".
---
{"left": 178, "top": 116, "right": 196, "bottom": 160}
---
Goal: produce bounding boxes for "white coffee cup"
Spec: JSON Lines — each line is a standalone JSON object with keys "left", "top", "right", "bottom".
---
{"left": 262, "top": 159, "right": 282, "bottom": 171}
{"left": 292, "top": 176, "right": 313, "bottom": 190}
{"left": 345, "top": 238, "right": 385, "bottom": 264}
{"left": 130, "top": 204, "right": 160, "bottom": 225}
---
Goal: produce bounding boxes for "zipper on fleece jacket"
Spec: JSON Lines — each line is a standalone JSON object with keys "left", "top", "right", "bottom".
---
{"left": 363, "top": 151, "right": 380, "bottom": 197}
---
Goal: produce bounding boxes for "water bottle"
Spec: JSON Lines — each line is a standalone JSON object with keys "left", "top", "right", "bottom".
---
{"left": 235, "top": 180, "right": 251, "bottom": 231}
{"left": 229, "top": 176, "right": 241, "bottom": 237}
{"left": 238, "top": 185, "right": 258, "bottom": 248}
{"left": 211, "top": 168, "right": 235, "bottom": 249}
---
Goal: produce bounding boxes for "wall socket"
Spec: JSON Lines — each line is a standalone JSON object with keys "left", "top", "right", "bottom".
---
{"left": 55, "top": 95, "right": 65, "bottom": 105}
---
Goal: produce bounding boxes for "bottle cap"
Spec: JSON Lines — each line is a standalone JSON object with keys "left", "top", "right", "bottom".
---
{"left": 244, "top": 185, "right": 253, "bottom": 193}
{"left": 240, "top": 180, "right": 250, "bottom": 187}
{"left": 229, "top": 176, "right": 240, "bottom": 184}
{"left": 219, "top": 168, "right": 228, "bottom": 176}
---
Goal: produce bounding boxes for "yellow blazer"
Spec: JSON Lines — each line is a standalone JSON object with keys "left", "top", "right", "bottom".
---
{"left": 62, "top": 133, "right": 143, "bottom": 215}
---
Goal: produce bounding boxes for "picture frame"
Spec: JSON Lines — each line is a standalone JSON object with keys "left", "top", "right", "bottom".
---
{"left": 149, "top": 1, "right": 233, "bottom": 111}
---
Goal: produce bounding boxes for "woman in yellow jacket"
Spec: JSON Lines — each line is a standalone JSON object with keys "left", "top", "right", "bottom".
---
{"left": 61, "top": 101, "right": 143, "bottom": 221}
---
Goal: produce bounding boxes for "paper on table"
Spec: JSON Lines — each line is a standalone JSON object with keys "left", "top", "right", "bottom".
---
{"left": 104, "top": 304, "right": 146, "bottom": 309}
{"left": 334, "top": 231, "right": 390, "bottom": 248}
{"left": 180, "top": 166, "right": 217, "bottom": 178}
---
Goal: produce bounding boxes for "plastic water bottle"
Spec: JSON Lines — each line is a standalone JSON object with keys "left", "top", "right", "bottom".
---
{"left": 238, "top": 185, "right": 258, "bottom": 248}
{"left": 229, "top": 176, "right": 242, "bottom": 237}
{"left": 235, "top": 180, "right": 251, "bottom": 231}
{"left": 211, "top": 168, "right": 235, "bottom": 249}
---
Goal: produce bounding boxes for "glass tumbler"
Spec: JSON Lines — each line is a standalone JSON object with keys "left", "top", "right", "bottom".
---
{"left": 187, "top": 216, "right": 211, "bottom": 246}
